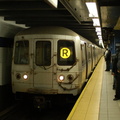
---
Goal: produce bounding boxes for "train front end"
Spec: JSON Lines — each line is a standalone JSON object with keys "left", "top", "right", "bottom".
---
{"left": 12, "top": 28, "right": 82, "bottom": 97}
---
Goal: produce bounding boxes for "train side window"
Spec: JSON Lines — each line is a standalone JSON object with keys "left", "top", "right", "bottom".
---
{"left": 14, "top": 40, "right": 29, "bottom": 64}
{"left": 36, "top": 41, "right": 51, "bottom": 66}
{"left": 57, "top": 40, "right": 75, "bottom": 65}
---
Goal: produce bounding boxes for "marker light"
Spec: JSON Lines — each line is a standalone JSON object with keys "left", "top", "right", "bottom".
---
{"left": 58, "top": 75, "right": 65, "bottom": 82}
{"left": 23, "top": 74, "right": 28, "bottom": 80}
{"left": 16, "top": 73, "right": 21, "bottom": 80}
{"left": 67, "top": 74, "right": 74, "bottom": 82}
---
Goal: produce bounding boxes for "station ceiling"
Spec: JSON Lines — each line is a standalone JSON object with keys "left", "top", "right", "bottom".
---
{"left": 0, "top": 0, "right": 119, "bottom": 47}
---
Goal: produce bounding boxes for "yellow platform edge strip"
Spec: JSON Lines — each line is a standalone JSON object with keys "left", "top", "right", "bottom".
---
{"left": 67, "top": 57, "right": 104, "bottom": 120}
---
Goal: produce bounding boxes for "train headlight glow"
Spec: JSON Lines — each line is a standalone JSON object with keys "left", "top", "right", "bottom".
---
{"left": 58, "top": 75, "right": 65, "bottom": 82}
{"left": 23, "top": 74, "right": 28, "bottom": 80}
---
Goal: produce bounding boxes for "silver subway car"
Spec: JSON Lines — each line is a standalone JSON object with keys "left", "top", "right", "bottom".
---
{"left": 12, "top": 26, "right": 103, "bottom": 97}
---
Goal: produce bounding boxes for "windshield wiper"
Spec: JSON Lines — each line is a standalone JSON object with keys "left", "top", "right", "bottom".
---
{"left": 57, "top": 59, "right": 78, "bottom": 71}
{"left": 40, "top": 64, "right": 55, "bottom": 70}
{"left": 39, "top": 54, "right": 56, "bottom": 70}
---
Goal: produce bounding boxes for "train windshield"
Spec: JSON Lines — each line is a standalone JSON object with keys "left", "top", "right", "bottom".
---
{"left": 36, "top": 41, "right": 51, "bottom": 66}
{"left": 57, "top": 40, "right": 75, "bottom": 65}
{"left": 14, "top": 40, "right": 29, "bottom": 64}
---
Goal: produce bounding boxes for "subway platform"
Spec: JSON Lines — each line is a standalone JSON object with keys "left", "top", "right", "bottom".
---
{"left": 67, "top": 57, "right": 120, "bottom": 120}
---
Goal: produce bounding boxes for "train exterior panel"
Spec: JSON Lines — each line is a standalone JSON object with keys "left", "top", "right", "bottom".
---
{"left": 12, "top": 26, "right": 103, "bottom": 96}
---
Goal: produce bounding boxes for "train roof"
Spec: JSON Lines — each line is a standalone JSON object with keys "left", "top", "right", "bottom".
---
{"left": 16, "top": 26, "right": 78, "bottom": 36}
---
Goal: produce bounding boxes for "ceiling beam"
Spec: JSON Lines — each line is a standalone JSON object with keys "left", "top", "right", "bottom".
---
{"left": 99, "top": 1, "right": 120, "bottom": 6}
{"left": 16, "top": 20, "right": 79, "bottom": 25}
{"left": 0, "top": 10, "right": 71, "bottom": 17}
{"left": 4, "top": 16, "right": 75, "bottom": 21}
{"left": 0, "top": 1, "right": 65, "bottom": 10}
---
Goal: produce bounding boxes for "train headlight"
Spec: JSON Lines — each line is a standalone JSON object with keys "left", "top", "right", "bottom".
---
{"left": 67, "top": 74, "right": 74, "bottom": 82}
{"left": 23, "top": 74, "right": 28, "bottom": 80}
{"left": 58, "top": 75, "right": 65, "bottom": 82}
{"left": 16, "top": 73, "right": 21, "bottom": 80}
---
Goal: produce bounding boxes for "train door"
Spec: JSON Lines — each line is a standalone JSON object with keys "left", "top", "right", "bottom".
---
{"left": 81, "top": 43, "right": 93, "bottom": 80}
{"left": 91, "top": 45, "right": 94, "bottom": 70}
{"left": 94, "top": 47, "right": 97, "bottom": 65}
{"left": 84, "top": 43, "right": 89, "bottom": 79}
{"left": 33, "top": 39, "right": 54, "bottom": 89}
{"left": 86, "top": 44, "right": 92, "bottom": 78}
{"left": 81, "top": 43, "right": 87, "bottom": 81}
{"left": 92, "top": 46, "right": 95, "bottom": 68}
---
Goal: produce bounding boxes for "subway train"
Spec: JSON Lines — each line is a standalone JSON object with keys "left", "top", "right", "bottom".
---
{"left": 11, "top": 26, "right": 104, "bottom": 101}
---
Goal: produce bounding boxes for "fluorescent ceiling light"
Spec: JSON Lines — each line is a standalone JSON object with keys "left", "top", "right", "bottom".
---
{"left": 99, "top": 39, "right": 104, "bottom": 48}
{"left": 44, "top": 0, "right": 58, "bottom": 8}
{"left": 92, "top": 18, "right": 100, "bottom": 26}
{"left": 95, "top": 27, "right": 101, "bottom": 32}
{"left": 99, "top": 40, "right": 103, "bottom": 43}
{"left": 99, "top": 40, "right": 102, "bottom": 45}
{"left": 97, "top": 31, "right": 101, "bottom": 35}
{"left": 98, "top": 35, "right": 102, "bottom": 39}
{"left": 86, "top": 2, "right": 98, "bottom": 17}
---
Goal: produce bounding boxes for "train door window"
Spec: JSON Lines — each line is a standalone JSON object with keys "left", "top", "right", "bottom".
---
{"left": 88, "top": 46, "right": 91, "bottom": 60}
{"left": 93, "top": 47, "right": 95, "bottom": 57}
{"left": 81, "top": 44, "right": 86, "bottom": 65}
{"left": 14, "top": 40, "right": 29, "bottom": 64}
{"left": 36, "top": 41, "right": 51, "bottom": 66}
{"left": 57, "top": 40, "right": 75, "bottom": 65}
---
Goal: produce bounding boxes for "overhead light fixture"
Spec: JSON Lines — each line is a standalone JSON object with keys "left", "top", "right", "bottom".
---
{"left": 92, "top": 18, "right": 100, "bottom": 26}
{"left": 95, "top": 27, "right": 101, "bottom": 32}
{"left": 86, "top": 2, "right": 98, "bottom": 17}
{"left": 99, "top": 39, "right": 102, "bottom": 44}
{"left": 97, "top": 31, "right": 101, "bottom": 36}
{"left": 44, "top": 0, "right": 58, "bottom": 8}
{"left": 98, "top": 35, "right": 102, "bottom": 39}
{"left": 99, "top": 39, "right": 104, "bottom": 48}
{"left": 86, "top": 2, "right": 104, "bottom": 48}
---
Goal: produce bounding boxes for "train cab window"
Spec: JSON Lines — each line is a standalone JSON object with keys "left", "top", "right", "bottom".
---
{"left": 57, "top": 40, "right": 75, "bottom": 65}
{"left": 14, "top": 40, "right": 29, "bottom": 64}
{"left": 36, "top": 41, "right": 51, "bottom": 66}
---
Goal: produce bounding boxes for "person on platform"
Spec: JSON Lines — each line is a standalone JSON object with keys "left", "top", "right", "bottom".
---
{"left": 105, "top": 48, "right": 111, "bottom": 71}
{"left": 112, "top": 49, "right": 119, "bottom": 89}
{"left": 113, "top": 47, "right": 120, "bottom": 100}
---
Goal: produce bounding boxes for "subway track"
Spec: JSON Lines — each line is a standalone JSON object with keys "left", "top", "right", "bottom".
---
{"left": 0, "top": 99, "right": 75, "bottom": 120}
